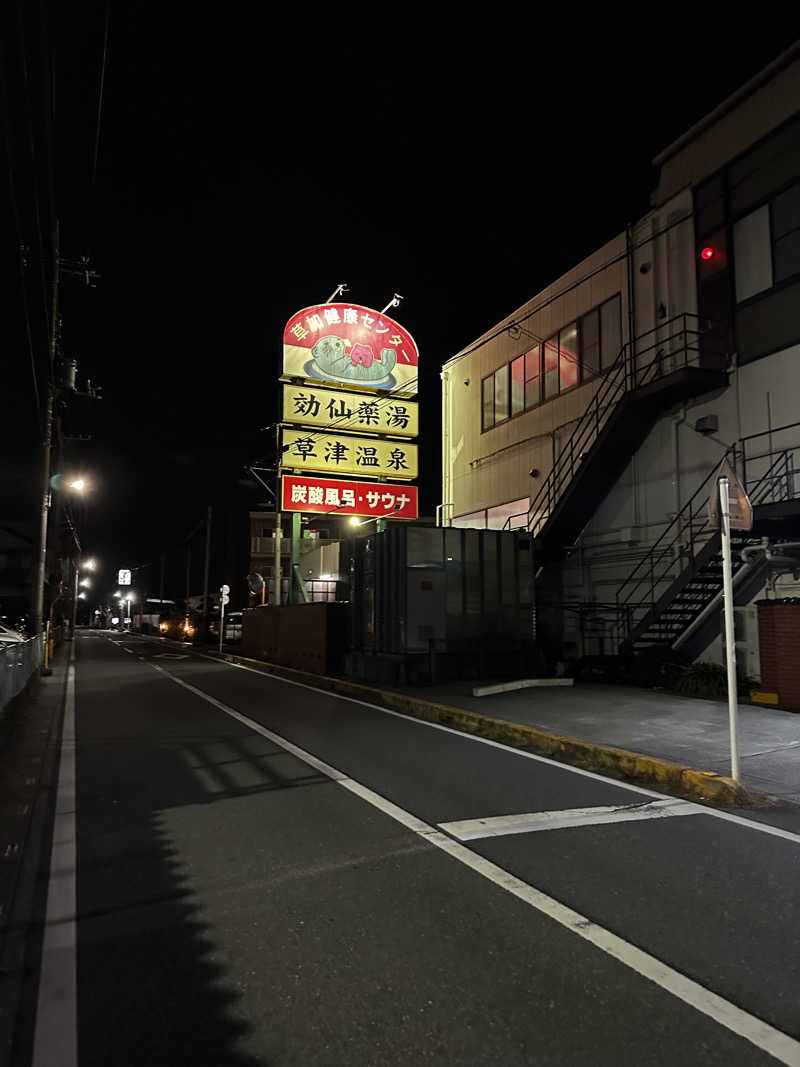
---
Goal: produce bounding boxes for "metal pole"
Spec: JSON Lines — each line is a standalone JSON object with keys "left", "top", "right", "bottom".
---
{"left": 274, "top": 425, "right": 282, "bottom": 605}
{"left": 219, "top": 593, "right": 225, "bottom": 654}
{"left": 719, "top": 477, "right": 740, "bottom": 781}
{"left": 202, "top": 505, "right": 212, "bottom": 641}
{"left": 185, "top": 544, "right": 191, "bottom": 631}
{"left": 159, "top": 553, "right": 165, "bottom": 618}
{"left": 33, "top": 222, "right": 60, "bottom": 665}
{"left": 71, "top": 559, "right": 79, "bottom": 638}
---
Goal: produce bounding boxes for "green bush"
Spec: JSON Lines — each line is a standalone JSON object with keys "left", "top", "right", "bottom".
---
{"left": 671, "top": 661, "right": 757, "bottom": 700}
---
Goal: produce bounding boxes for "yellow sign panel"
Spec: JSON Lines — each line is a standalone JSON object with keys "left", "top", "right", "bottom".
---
{"left": 281, "top": 428, "right": 418, "bottom": 481}
{"left": 282, "top": 383, "right": 418, "bottom": 438}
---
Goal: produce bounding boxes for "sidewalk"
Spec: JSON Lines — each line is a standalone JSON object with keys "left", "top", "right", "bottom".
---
{"left": 386, "top": 680, "right": 800, "bottom": 805}
{"left": 0, "top": 643, "right": 71, "bottom": 1064}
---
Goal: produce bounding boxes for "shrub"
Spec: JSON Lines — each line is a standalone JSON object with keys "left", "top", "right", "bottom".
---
{"left": 672, "top": 661, "right": 757, "bottom": 700}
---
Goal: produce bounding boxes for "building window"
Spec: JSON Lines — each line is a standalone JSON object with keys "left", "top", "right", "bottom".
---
{"left": 772, "top": 182, "right": 800, "bottom": 284}
{"left": 510, "top": 355, "right": 525, "bottom": 416}
{"left": 481, "top": 375, "right": 494, "bottom": 430}
{"left": 486, "top": 497, "right": 529, "bottom": 530}
{"left": 559, "top": 323, "right": 579, "bottom": 392}
{"left": 543, "top": 334, "right": 559, "bottom": 399}
{"left": 453, "top": 509, "right": 487, "bottom": 530}
{"left": 580, "top": 308, "right": 600, "bottom": 378}
{"left": 525, "top": 345, "right": 541, "bottom": 409}
{"left": 600, "top": 295, "right": 622, "bottom": 368}
{"left": 479, "top": 293, "right": 621, "bottom": 430}
{"left": 494, "top": 364, "right": 509, "bottom": 424}
{"left": 734, "top": 205, "right": 772, "bottom": 302}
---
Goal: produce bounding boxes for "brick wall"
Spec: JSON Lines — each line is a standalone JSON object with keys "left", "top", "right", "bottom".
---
{"left": 757, "top": 601, "right": 800, "bottom": 710}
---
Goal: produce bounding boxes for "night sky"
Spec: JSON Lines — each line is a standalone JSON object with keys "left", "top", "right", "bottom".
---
{"left": 21, "top": 11, "right": 794, "bottom": 599}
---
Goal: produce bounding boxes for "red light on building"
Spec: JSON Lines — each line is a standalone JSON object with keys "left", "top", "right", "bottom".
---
{"left": 700, "top": 246, "right": 715, "bottom": 261}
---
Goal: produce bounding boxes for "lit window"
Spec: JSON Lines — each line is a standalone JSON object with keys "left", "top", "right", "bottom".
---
{"left": 494, "top": 364, "right": 509, "bottom": 423}
{"left": 543, "top": 335, "right": 559, "bottom": 399}
{"left": 510, "top": 355, "right": 525, "bottom": 416}
{"left": 481, "top": 376, "right": 494, "bottom": 431}
{"left": 525, "top": 344, "right": 541, "bottom": 409}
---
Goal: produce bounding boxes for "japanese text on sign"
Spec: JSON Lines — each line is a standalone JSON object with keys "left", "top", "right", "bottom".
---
{"left": 281, "top": 428, "right": 418, "bottom": 480}
{"left": 282, "top": 383, "right": 418, "bottom": 438}
{"left": 281, "top": 475, "right": 418, "bottom": 518}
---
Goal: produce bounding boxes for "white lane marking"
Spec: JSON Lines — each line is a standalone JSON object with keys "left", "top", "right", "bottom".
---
{"left": 168, "top": 645, "right": 800, "bottom": 850}
{"left": 439, "top": 799, "right": 699, "bottom": 841}
{"left": 149, "top": 665, "right": 349, "bottom": 782}
{"left": 32, "top": 652, "right": 77, "bottom": 1067}
{"left": 150, "top": 658, "right": 800, "bottom": 1066}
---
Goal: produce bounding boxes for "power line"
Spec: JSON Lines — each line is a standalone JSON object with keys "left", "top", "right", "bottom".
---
{"left": 91, "top": 3, "right": 110, "bottom": 187}
{"left": 448, "top": 211, "right": 696, "bottom": 365}
{"left": 0, "top": 42, "right": 41, "bottom": 430}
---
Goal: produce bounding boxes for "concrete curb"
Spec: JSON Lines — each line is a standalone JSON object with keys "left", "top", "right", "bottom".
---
{"left": 205, "top": 647, "right": 764, "bottom": 809}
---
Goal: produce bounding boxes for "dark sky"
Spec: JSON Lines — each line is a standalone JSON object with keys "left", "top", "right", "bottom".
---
{"left": 35, "top": 11, "right": 794, "bottom": 595}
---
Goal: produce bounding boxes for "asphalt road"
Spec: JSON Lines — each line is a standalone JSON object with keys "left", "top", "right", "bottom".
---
{"left": 28, "top": 632, "right": 800, "bottom": 1065}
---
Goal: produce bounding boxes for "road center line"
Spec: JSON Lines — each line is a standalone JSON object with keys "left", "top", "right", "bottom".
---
{"left": 439, "top": 799, "right": 699, "bottom": 840}
{"left": 32, "top": 650, "right": 77, "bottom": 1067}
{"left": 150, "top": 659, "right": 800, "bottom": 1067}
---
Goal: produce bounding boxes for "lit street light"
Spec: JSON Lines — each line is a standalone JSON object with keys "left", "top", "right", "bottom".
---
{"left": 80, "top": 578, "right": 91, "bottom": 588}
{"left": 68, "top": 478, "right": 87, "bottom": 491}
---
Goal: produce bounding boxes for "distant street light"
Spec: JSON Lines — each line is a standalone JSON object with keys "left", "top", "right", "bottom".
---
{"left": 80, "top": 578, "right": 91, "bottom": 588}
{"left": 68, "top": 478, "right": 86, "bottom": 491}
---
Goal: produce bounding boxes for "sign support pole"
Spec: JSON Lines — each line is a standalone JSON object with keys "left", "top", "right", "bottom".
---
{"left": 291, "top": 512, "right": 302, "bottom": 604}
{"left": 219, "top": 595, "right": 225, "bottom": 653}
{"left": 719, "top": 476, "right": 740, "bottom": 781}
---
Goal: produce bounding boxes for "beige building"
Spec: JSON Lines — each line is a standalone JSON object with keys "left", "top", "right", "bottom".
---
{"left": 441, "top": 44, "right": 800, "bottom": 674}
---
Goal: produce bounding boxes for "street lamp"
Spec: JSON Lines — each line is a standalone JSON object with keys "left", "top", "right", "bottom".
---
{"left": 35, "top": 472, "right": 93, "bottom": 669}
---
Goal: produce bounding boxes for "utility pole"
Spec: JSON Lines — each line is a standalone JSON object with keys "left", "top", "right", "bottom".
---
{"left": 201, "top": 505, "right": 212, "bottom": 641}
{"left": 33, "top": 223, "right": 59, "bottom": 667}
{"left": 274, "top": 425, "right": 282, "bottom": 606}
{"left": 158, "top": 552, "right": 165, "bottom": 621}
{"left": 185, "top": 545, "right": 191, "bottom": 605}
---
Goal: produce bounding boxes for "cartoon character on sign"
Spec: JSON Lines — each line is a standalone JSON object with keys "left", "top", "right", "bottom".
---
{"left": 311, "top": 335, "right": 397, "bottom": 387}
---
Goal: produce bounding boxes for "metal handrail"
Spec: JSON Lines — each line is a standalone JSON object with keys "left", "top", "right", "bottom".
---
{"left": 616, "top": 445, "right": 797, "bottom": 625}
{"left": 527, "top": 313, "right": 724, "bottom": 538}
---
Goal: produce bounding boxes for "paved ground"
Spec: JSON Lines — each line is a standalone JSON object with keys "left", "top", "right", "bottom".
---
{"left": 390, "top": 680, "right": 800, "bottom": 804}
{"left": 10, "top": 632, "right": 800, "bottom": 1065}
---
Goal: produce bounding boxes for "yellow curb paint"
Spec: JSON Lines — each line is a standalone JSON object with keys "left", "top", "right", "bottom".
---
{"left": 750, "top": 690, "right": 779, "bottom": 705}
{"left": 211, "top": 650, "right": 760, "bottom": 809}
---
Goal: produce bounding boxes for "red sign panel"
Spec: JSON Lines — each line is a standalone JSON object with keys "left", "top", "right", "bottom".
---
{"left": 282, "top": 303, "right": 419, "bottom": 395}
{"left": 282, "top": 475, "right": 418, "bottom": 519}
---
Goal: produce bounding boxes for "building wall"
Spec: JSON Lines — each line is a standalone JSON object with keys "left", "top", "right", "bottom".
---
{"left": 442, "top": 232, "right": 630, "bottom": 526}
{"left": 441, "top": 48, "right": 800, "bottom": 670}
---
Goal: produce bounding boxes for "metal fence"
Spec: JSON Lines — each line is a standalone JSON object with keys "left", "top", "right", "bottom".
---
{"left": 1, "top": 636, "right": 43, "bottom": 712}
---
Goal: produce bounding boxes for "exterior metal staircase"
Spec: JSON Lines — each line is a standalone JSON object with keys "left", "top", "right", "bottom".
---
{"left": 617, "top": 443, "right": 799, "bottom": 656}
{"left": 527, "top": 314, "right": 728, "bottom": 563}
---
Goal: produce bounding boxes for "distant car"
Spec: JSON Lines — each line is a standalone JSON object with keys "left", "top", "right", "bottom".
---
{"left": 0, "top": 623, "right": 24, "bottom": 644}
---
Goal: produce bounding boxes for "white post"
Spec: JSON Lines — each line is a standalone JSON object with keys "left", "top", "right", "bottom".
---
{"left": 219, "top": 595, "right": 225, "bottom": 654}
{"left": 719, "top": 477, "right": 740, "bottom": 781}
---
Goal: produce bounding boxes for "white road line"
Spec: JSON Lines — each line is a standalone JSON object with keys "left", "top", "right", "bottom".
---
{"left": 439, "top": 799, "right": 700, "bottom": 841}
{"left": 171, "top": 645, "right": 800, "bottom": 850}
{"left": 150, "top": 658, "right": 800, "bottom": 1066}
{"left": 32, "top": 652, "right": 77, "bottom": 1067}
